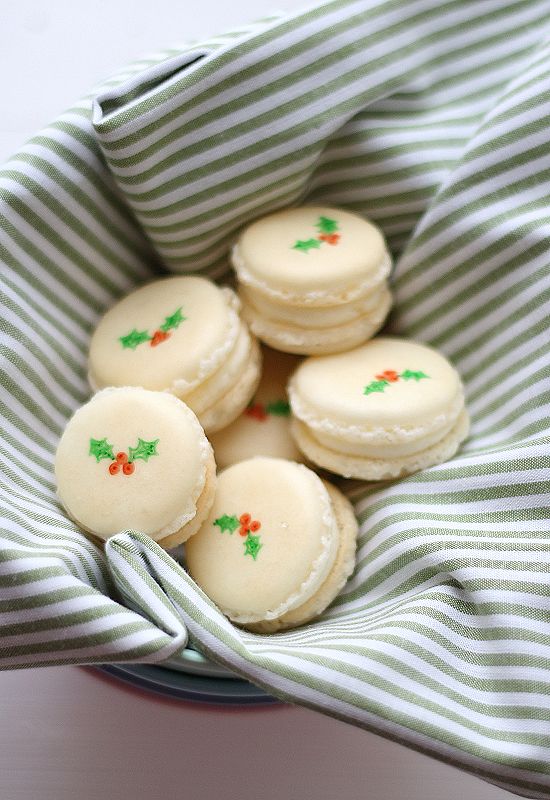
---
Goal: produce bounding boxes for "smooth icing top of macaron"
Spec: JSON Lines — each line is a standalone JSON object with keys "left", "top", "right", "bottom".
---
{"left": 55, "top": 387, "right": 211, "bottom": 541}
{"left": 88, "top": 276, "right": 240, "bottom": 393}
{"left": 232, "top": 206, "right": 390, "bottom": 303}
{"left": 289, "top": 338, "right": 465, "bottom": 439}
{"left": 185, "top": 457, "right": 339, "bottom": 624}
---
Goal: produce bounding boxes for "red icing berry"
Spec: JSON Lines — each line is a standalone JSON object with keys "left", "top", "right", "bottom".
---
{"left": 239, "top": 526, "right": 248, "bottom": 536}
{"left": 109, "top": 462, "right": 120, "bottom": 475}
{"left": 240, "top": 513, "right": 251, "bottom": 526}
{"left": 376, "top": 370, "right": 399, "bottom": 382}
{"left": 249, "top": 520, "right": 261, "bottom": 532}
{"left": 318, "top": 233, "right": 340, "bottom": 245}
{"left": 116, "top": 452, "right": 128, "bottom": 463}
{"left": 150, "top": 330, "right": 171, "bottom": 347}
{"left": 244, "top": 403, "right": 267, "bottom": 422}
{"left": 123, "top": 462, "right": 135, "bottom": 476}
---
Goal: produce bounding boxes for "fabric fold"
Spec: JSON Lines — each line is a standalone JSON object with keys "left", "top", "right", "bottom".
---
{"left": 1, "top": 0, "right": 550, "bottom": 796}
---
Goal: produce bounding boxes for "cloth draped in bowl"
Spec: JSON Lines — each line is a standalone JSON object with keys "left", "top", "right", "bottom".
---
{"left": 1, "top": 0, "right": 550, "bottom": 796}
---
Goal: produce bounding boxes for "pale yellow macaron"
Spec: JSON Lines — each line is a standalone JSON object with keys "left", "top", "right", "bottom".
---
{"left": 55, "top": 387, "right": 216, "bottom": 548}
{"left": 232, "top": 206, "right": 392, "bottom": 355}
{"left": 209, "top": 346, "right": 302, "bottom": 469}
{"left": 289, "top": 337, "right": 469, "bottom": 480}
{"left": 185, "top": 457, "right": 358, "bottom": 631}
{"left": 88, "top": 275, "right": 261, "bottom": 433}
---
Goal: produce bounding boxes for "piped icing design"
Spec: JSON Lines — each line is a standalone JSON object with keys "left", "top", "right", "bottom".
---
{"left": 89, "top": 436, "right": 159, "bottom": 476}
{"left": 119, "top": 306, "right": 186, "bottom": 349}
{"left": 213, "top": 512, "right": 263, "bottom": 560}
{"left": 292, "top": 215, "right": 341, "bottom": 253}
{"left": 363, "top": 369, "right": 430, "bottom": 396}
{"left": 244, "top": 398, "right": 291, "bottom": 421}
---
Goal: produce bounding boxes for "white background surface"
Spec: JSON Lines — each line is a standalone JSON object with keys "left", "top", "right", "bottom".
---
{"left": 0, "top": 2, "right": 513, "bottom": 798}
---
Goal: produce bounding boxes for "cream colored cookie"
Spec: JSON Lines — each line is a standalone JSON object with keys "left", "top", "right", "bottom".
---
{"left": 88, "top": 275, "right": 261, "bottom": 433}
{"left": 231, "top": 206, "right": 392, "bottom": 355}
{"left": 247, "top": 481, "right": 358, "bottom": 633}
{"left": 185, "top": 458, "right": 352, "bottom": 628}
{"left": 55, "top": 387, "right": 215, "bottom": 546}
{"left": 288, "top": 337, "right": 469, "bottom": 480}
{"left": 210, "top": 347, "right": 301, "bottom": 468}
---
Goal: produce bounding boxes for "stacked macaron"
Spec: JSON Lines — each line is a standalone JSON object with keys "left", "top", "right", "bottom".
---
{"left": 232, "top": 206, "right": 392, "bottom": 355}
{"left": 54, "top": 203, "right": 469, "bottom": 634}
{"left": 55, "top": 387, "right": 216, "bottom": 548}
{"left": 288, "top": 337, "right": 469, "bottom": 480}
{"left": 210, "top": 346, "right": 301, "bottom": 469}
{"left": 186, "top": 458, "right": 357, "bottom": 632}
{"left": 89, "top": 275, "right": 261, "bottom": 434}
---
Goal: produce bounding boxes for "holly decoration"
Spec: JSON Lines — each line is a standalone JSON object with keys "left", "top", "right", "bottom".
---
{"left": 363, "top": 369, "right": 430, "bottom": 396}
{"left": 213, "top": 514, "right": 240, "bottom": 534}
{"left": 89, "top": 438, "right": 115, "bottom": 462}
{"left": 119, "top": 306, "right": 186, "bottom": 350}
{"left": 213, "top": 512, "right": 263, "bottom": 560}
{"left": 119, "top": 329, "right": 151, "bottom": 350}
{"left": 292, "top": 216, "right": 341, "bottom": 253}
{"left": 244, "top": 398, "right": 291, "bottom": 422}
{"left": 89, "top": 437, "right": 159, "bottom": 476}
{"left": 129, "top": 438, "right": 159, "bottom": 462}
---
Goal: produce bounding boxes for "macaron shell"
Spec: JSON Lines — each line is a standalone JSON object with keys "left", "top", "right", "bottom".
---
{"left": 185, "top": 458, "right": 339, "bottom": 623}
{"left": 289, "top": 337, "right": 463, "bottom": 434}
{"left": 234, "top": 207, "right": 389, "bottom": 301}
{"left": 210, "top": 347, "right": 301, "bottom": 468}
{"left": 195, "top": 335, "right": 262, "bottom": 434}
{"left": 156, "top": 452, "right": 217, "bottom": 548}
{"left": 55, "top": 387, "right": 211, "bottom": 541}
{"left": 88, "top": 276, "right": 238, "bottom": 392}
{"left": 248, "top": 481, "right": 358, "bottom": 633}
{"left": 292, "top": 408, "right": 470, "bottom": 480}
{"left": 241, "top": 287, "right": 391, "bottom": 355}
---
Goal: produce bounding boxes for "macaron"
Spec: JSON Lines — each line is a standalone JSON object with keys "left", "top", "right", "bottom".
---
{"left": 88, "top": 275, "right": 261, "bottom": 433}
{"left": 232, "top": 206, "right": 392, "bottom": 355}
{"left": 55, "top": 387, "right": 216, "bottom": 548}
{"left": 209, "top": 346, "right": 302, "bottom": 469}
{"left": 185, "top": 457, "right": 358, "bottom": 631}
{"left": 288, "top": 337, "right": 469, "bottom": 480}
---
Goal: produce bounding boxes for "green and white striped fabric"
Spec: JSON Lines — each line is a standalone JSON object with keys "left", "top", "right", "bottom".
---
{"left": 1, "top": 0, "right": 550, "bottom": 795}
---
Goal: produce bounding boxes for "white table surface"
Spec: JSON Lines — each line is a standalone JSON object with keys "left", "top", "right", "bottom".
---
{"left": 0, "top": 3, "right": 514, "bottom": 798}
{"left": 0, "top": 667, "right": 511, "bottom": 800}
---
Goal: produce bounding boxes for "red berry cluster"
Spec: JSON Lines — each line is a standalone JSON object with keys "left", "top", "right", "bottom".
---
{"left": 108, "top": 452, "right": 135, "bottom": 476}
{"left": 239, "top": 513, "right": 261, "bottom": 537}
{"left": 245, "top": 403, "right": 268, "bottom": 421}
{"left": 318, "top": 233, "right": 340, "bottom": 245}
{"left": 150, "top": 330, "right": 171, "bottom": 347}
{"left": 375, "top": 369, "right": 399, "bottom": 382}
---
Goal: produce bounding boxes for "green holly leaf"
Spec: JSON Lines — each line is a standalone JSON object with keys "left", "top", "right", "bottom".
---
{"left": 316, "top": 216, "right": 339, "bottom": 234}
{"left": 400, "top": 370, "right": 430, "bottom": 381}
{"left": 243, "top": 533, "right": 262, "bottom": 560}
{"left": 266, "top": 399, "right": 291, "bottom": 417}
{"left": 213, "top": 514, "right": 240, "bottom": 534}
{"left": 160, "top": 307, "right": 186, "bottom": 332}
{"left": 363, "top": 380, "right": 389, "bottom": 396}
{"left": 119, "top": 328, "right": 151, "bottom": 350}
{"left": 128, "top": 438, "right": 159, "bottom": 462}
{"left": 89, "top": 437, "right": 115, "bottom": 462}
{"left": 293, "top": 238, "right": 321, "bottom": 253}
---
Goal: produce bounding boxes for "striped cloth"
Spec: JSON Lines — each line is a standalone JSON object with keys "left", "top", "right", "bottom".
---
{"left": 1, "top": 0, "right": 550, "bottom": 795}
